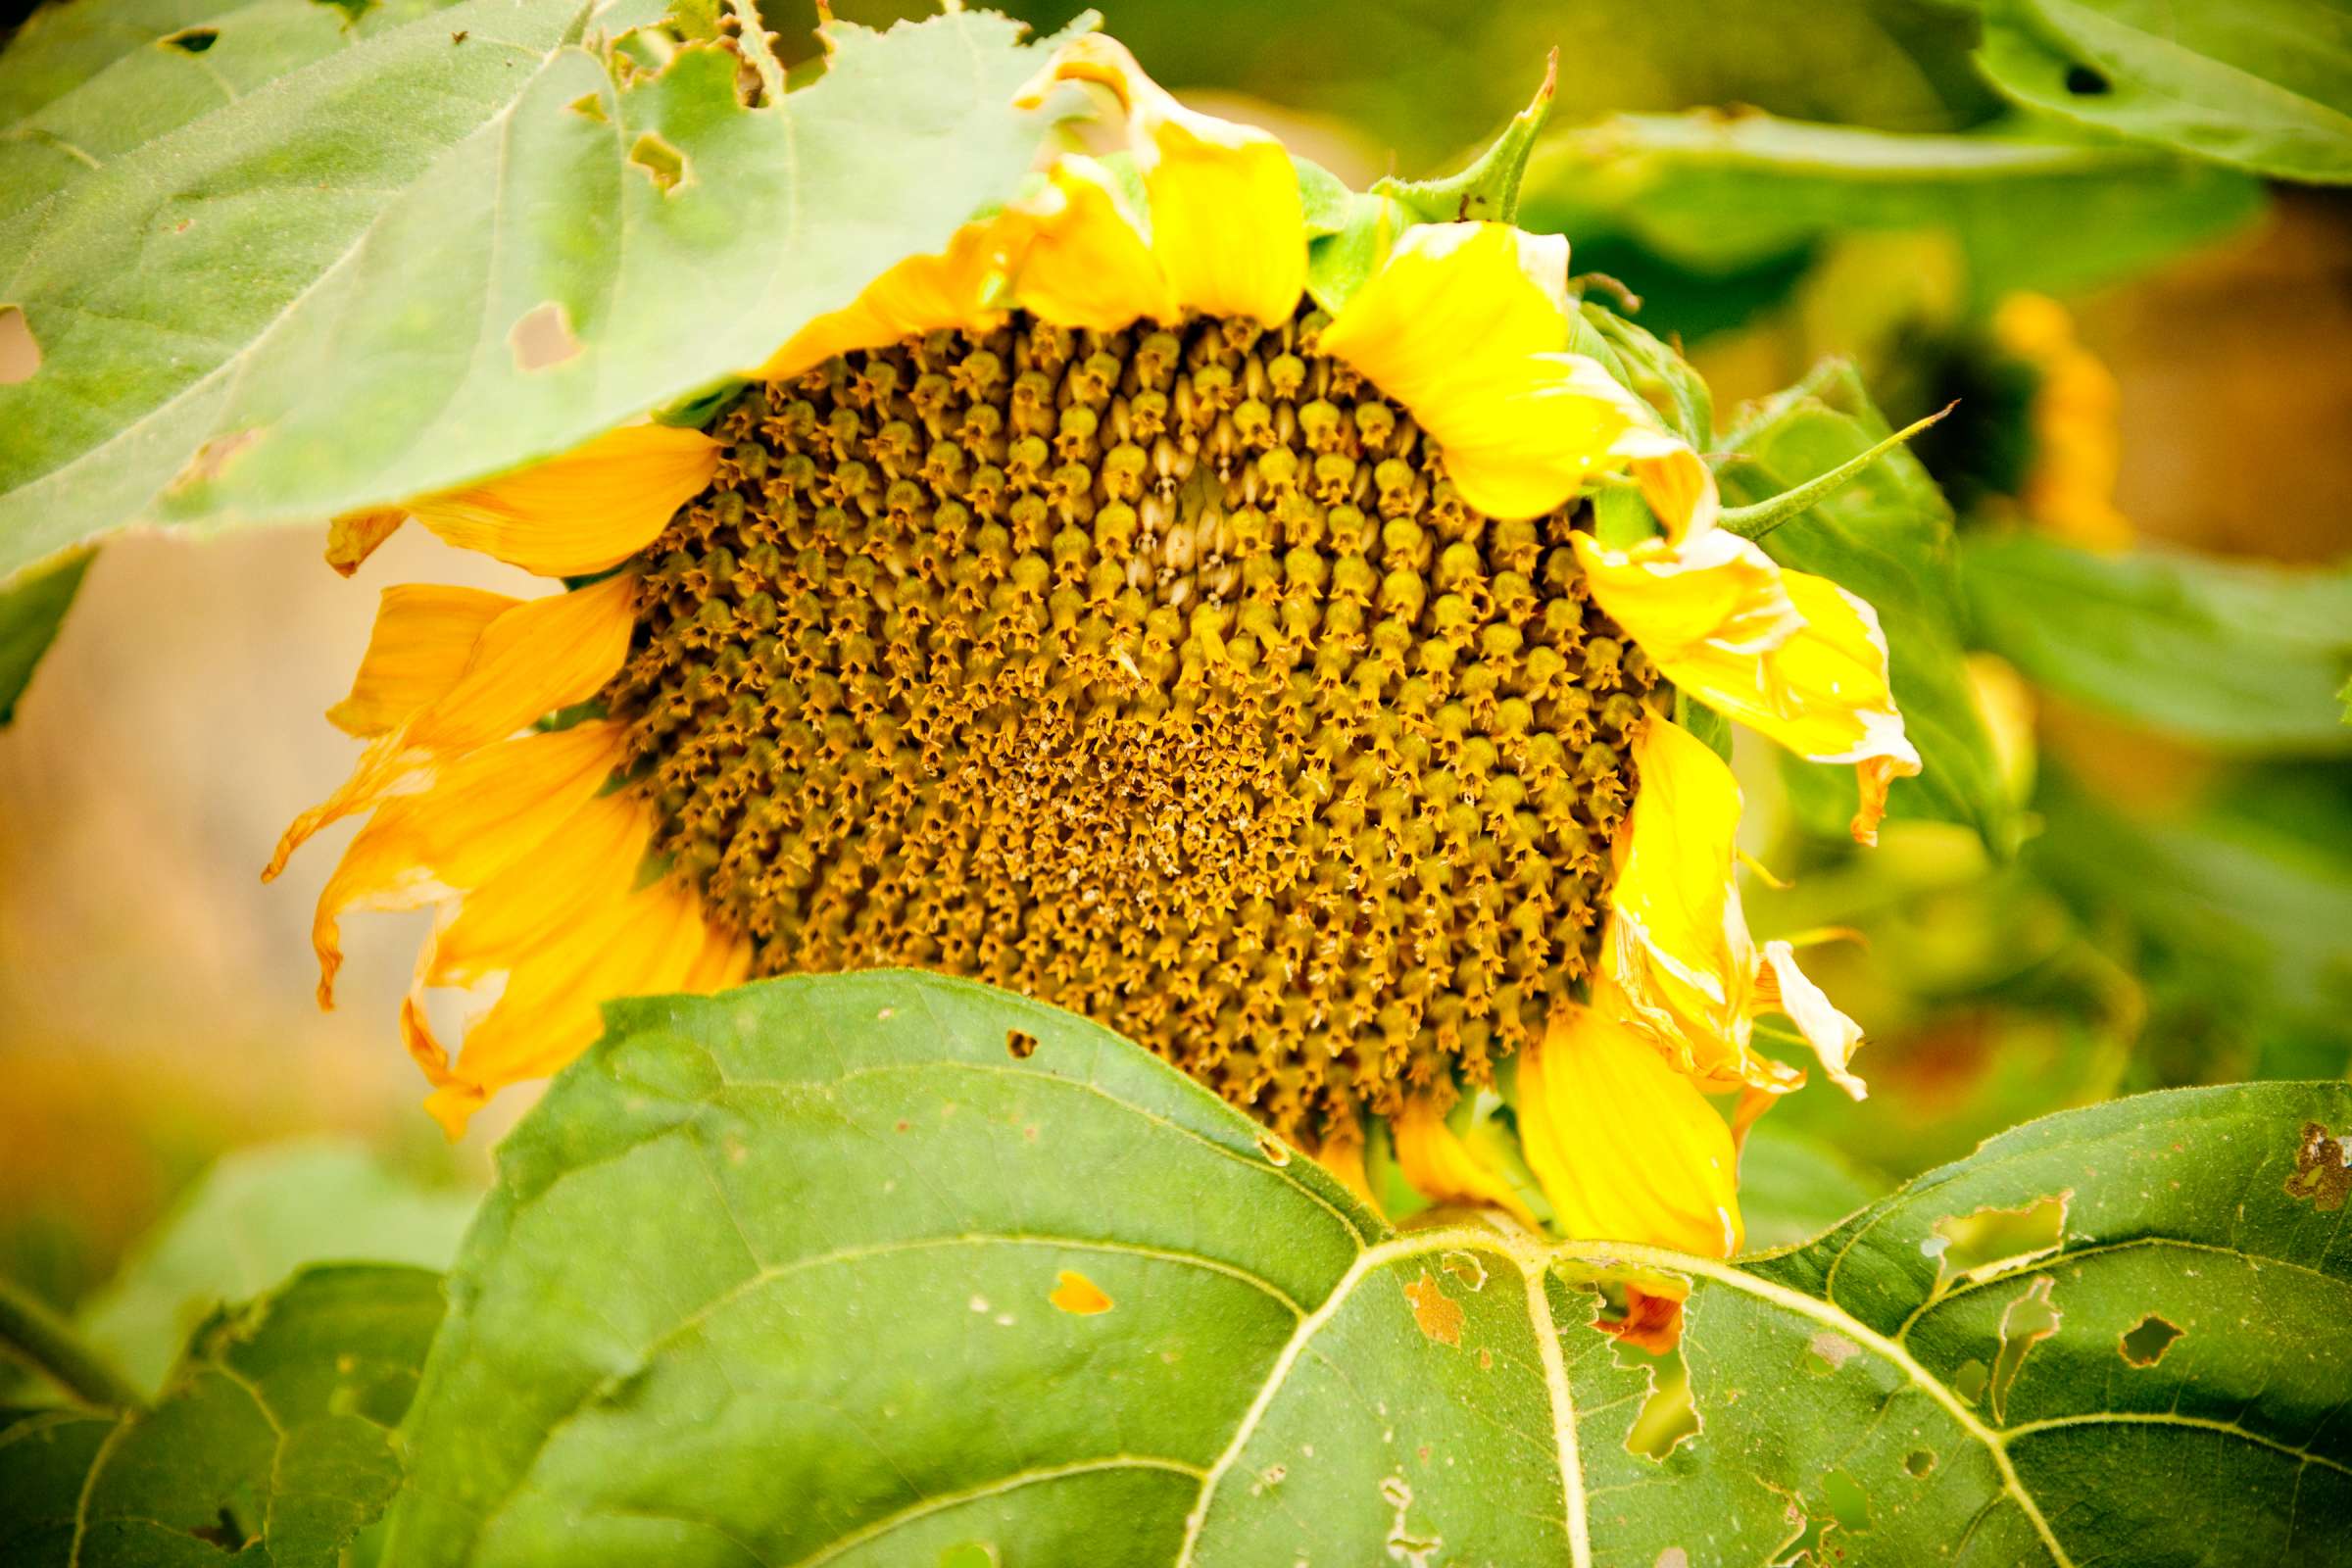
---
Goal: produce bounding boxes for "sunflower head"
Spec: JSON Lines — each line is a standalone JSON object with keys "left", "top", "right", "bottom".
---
{"left": 272, "top": 27, "right": 1920, "bottom": 1263}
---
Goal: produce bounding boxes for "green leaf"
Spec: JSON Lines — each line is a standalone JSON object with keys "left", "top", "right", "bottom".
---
{"left": 1975, "top": 0, "right": 2352, "bottom": 184}
{"left": 0, "top": 546, "right": 87, "bottom": 725}
{"left": 1, "top": 1265, "right": 445, "bottom": 1566}
{"left": 0, "top": 3, "right": 1077, "bottom": 586}
{"left": 1737, "top": 1119, "right": 1886, "bottom": 1251}
{"left": 1522, "top": 111, "right": 2265, "bottom": 309}
{"left": 1717, "top": 366, "right": 2017, "bottom": 854}
{"left": 383, "top": 971, "right": 2352, "bottom": 1562}
{"left": 75, "top": 1139, "right": 477, "bottom": 1396}
{"left": 1962, "top": 532, "right": 2352, "bottom": 753}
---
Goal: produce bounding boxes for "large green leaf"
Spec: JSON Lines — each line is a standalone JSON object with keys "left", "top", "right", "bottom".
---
{"left": 1963, "top": 531, "right": 2352, "bottom": 754}
{"left": 1974, "top": 0, "right": 2352, "bottom": 183}
{"left": 1717, "top": 368, "right": 2017, "bottom": 855}
{"left": 0, "top": 1264, "right": 445, "bottom": 1566}
{"left": 383, "top": 971, "right": 2352, "bottom": 1563}
{"left": 75, "top": 1139, "right": 477, "bottom": 1395}
{"left": 1521, "top": 110, "right": 2264, "bottom": 310}
{"left": 0, "top": 1, "right": 1075, "bottom": 585}
{"left": 0, "top": 546, "right": 87, "bottom": 725}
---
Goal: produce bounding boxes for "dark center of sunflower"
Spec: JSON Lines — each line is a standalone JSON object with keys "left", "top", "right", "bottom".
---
{"left": 604, "top": 307, "right": 1652, "bottom": 1138}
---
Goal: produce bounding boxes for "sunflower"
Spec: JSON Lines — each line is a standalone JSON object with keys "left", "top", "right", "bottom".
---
{"left": 268, "top": 32, "right": 1919, "bottom": 1262}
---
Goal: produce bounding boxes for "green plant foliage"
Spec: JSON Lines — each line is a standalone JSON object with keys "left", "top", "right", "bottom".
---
{"left": 1521, "top": 111, "right": 2264, "bottom": 311}
{"left": 1717, "top": 368, "right": 2016, "bottom": 855}
{"left": 0, "top": 1265, "right": 444, "bottom": 1566}
{"left": 1963, "top": 533, "right": 2352, "bottom": 754}
{"left": 0, "top": 0, "right": 1076, "bottom": 586}
{"left": 1974, "top": 0, "right": 2352, "bottom": 183}
{"left": 75, "top": 1139, "right": 477, "bottom": 1395}
{"left": 0, "top": 547, "right": 87, "bottom": 725}
{"left": 380, "top": 971, "right": 2352, "bottom": 1564}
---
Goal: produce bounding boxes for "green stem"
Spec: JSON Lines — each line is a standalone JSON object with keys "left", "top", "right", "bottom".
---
{"left": 0, "top": 1273, "right": 147, "bottom": 1413}
{"left": 1718, "top": 402, "right": 1955, "bottom": 542}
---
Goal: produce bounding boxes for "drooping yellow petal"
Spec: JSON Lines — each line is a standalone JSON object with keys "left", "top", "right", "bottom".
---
{"left": 1317, "top": 223, "right": 1628, "bottom": 519}
{"left": 1009, "top": 157, "right": 1179, "bottom": 329}
{"left": 405, "top": 426, "right": 718, "bottom": 578}
{"left": 1757, "top": 941, "right": 1869, "bottom": 1101}
{"left": 325, "top": 585, "right": 519, "bottom": 738}
{"left": 1021, "top": 34, "right": 1302, "bottom": 325}
{"left": 1392, "top": 1100, "right": 1537, "bottom": 1228}
{"left": 1601, "top": 714, "right": 1766, "bottom": 1081}
{"left": 1600, "top": 718, "right": 1871, "bottom": 1100}
{"left": 1573, "top": 533, "right": 1920, "bottom": 844}
{"left": 266, "top": 574, "right": 638, "bottom": 880}
{"left": 758, "top": 220, "right": 1020, "bottom": 380}
{"left": 412, "top": 878, "right": 723, "bottom": 1137}
{"left": 418, "top": 790, "right": 656, "bottom": 990}
{"left": 1516, "top": 1003, "right": 1743, "bottom": 1257}
{"left": 311, "top": 720, "right": 626, "bottom": 1004}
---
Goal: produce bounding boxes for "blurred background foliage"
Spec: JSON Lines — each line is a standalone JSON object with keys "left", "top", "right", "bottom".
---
{"left": 3, "top": 0, "right": 2347, "bottom": 1319}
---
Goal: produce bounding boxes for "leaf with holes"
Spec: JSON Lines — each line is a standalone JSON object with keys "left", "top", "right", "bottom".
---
{"left": 0, "top": 0, "right": 1077, "bottom": 586}
{"left": 379, "top": 971, "right": 2352, "bottom": 1565}
{"left": 1974, "top": 0, "right": 2352, "bottom": 184}
{"left": 0, "top": 1264, "right": 445, "bottom": 1566}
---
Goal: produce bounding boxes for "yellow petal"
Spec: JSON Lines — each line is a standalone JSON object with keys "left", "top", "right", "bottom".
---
{"left": 404, "top": 425, "right": 718, "bottom": 579}
{"left": 1392, "top": 1100, "right": 1537, "bottom": 1228}
{"left": 325, "top": 585, "right": 519, "bottom": 738}
{"left": 311, "top": 719, "right": 626, "bottom": 1004}
{"left": 1318, "top": 223, "right": 1628, "bottom": 519}
{"left": 414, "top": 878, "right": 721, "bottom": 1137}
{"left": 1757, "top": 940, "right": 1869, "bottom": 1101}
{"left": 758, "top": 220, "right": 1020, "bottom": 380}
{"left": 266, "top": 574, "right": 638, "bottom": 880}
{"left": 1517, "top": 1003, "right": 1743, "bottom": 1257}
{"left": 418, "top": 790, "right": 655, "bottom": 990}
{"left": 1010, "top": 157, "right": 1179, "bottom": 329}
{"left": 1600, "top": 714, "right": 1761, "bottom": 1079}
{"left": 324, "top": 508, "right": 407, "bottom": 577}
{"left": 1022, "top": 34, "right": 1302, "bottom": 325}
{"left": 1574, "top": 533, "right": 1919, "bottom": 844}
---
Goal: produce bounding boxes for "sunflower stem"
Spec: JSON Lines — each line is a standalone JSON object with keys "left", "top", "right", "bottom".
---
{"left": 0, "top": 1272, "right": 147, "bottom": 1414}
{"left": 1718, "top": 403, "right": 1954, "bottom": 542}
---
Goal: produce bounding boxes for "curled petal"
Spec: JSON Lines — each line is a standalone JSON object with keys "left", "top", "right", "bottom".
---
{"left": 405, "top": 426, "right": 720, "bottom": 578}
{"left": 1575, "top": 532, "right": 1919, "bottom": 844}
{"left": 1011, "top": 157, "right": 1180, "bottom": 329}
{"left": 1758, "top": 941, "right": 1869, "bottom": 1101}
{"left": 1392, "top": 1100, "right": 1536, "bottom": 1228}
{"left": 325, "top": 585, "right": 518, "bottom": 738}
{"left": 417, "top": 791, "right": 655, "bottom": 991}
{"left": 1024, "top": 34, "right": 1303, "bottom": 325}
{"left": 1319, "top": 223, "right": 1627, "bottom": 519}
{"left": 266, "top": 574, "right": 637, "bottom": 880}
{"left": 325, "top": 508, "right": 407, "bottom": 577}
{"left": 1517, "top": 1003, "right": 1743, "bottom": 1257}
{"left": 311, "top": 720, "right": 625, "bottom": 1004}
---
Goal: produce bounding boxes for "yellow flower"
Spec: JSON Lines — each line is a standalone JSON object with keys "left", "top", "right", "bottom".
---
{"left": 271, "top": 32, "right": 1909, "bottom": 1264}
{"left": 1992, "top": 292, "right": 2132, "bottom": 551}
